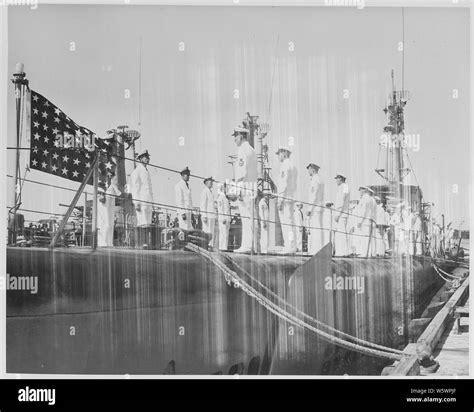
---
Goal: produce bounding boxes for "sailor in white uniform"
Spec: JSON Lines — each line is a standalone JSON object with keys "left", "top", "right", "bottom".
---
{"left": 306, "top": 163, "right": 325, "bottom": 254}
{"left": 175, "top": 167, "right": 193, "bottom": 230}
{"left": 294, "top": 202, "right": 305, "bottom": 252}
{"left": 276, "top": 146, "right": 298, "bottom": 254}
{"left": 97, "top": 173, "right": 121, "bottom": 247}
{"left": 356, "top": 186, "right": 375, "bottom": 257}
{"left": 200, "top": 177, "right": 216, "bottom": 248}
{"left": 216, "top": 183, "right": 231, "bottom": 251}
{"left": 130, "top": 150, "right": 154, "bottom": 226}
{"left": 333, "top": 174, "right": 350, "bottom": 256}
{"left": 233, "top": 126, "right": 257, "bottom": 253}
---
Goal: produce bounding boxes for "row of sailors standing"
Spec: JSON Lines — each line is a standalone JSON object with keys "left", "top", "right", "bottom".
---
{"left": 103, "top": 130, "right": 424, "bottom": 256}
{"left": 175, "top": 165, "right": 232, "bottom": 251}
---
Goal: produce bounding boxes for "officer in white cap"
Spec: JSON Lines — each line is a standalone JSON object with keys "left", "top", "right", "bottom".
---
{"left": 130, "top": 150, "right": 154, "bottom": 226}
{"left": 175, "top": 167, "right": 193, "bottom": 230}
{"left": 216, "top": 182, "right": 231, "bottom": 251}
{"left": 276, "top": 146, "right": 298, "bottom": 253}
{"left": 232, "top": 126, "right": 257, "bottom": 253}
{"left": 306, "top": 163, "right": 324, "bottom": 254}
{"left": 334, "top": 174, "right": 350, "bottom": 256}
{"left": 200, "top": 177, "right": 216, "bottom": 248}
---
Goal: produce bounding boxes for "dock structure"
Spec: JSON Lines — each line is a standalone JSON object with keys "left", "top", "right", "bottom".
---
{"left": 425, "top": 298, "right": 469, "bottom": 376}
{"left": 386, "top": 269, "right": 469, "bottom": 376}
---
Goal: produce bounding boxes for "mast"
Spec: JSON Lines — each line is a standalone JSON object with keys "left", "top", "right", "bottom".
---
{"left": 10, "top": 63, "right": 29, "bottom": 244}
{"left": 106, "top": 125, "right": 140, "bottom": 245}
{"left": 376, "top": 70, "right": 410, "bottom": 185}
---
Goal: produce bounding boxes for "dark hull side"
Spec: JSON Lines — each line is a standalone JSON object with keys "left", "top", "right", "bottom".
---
{"left": 6, "top": 246, "right": 447, "bottom": 375}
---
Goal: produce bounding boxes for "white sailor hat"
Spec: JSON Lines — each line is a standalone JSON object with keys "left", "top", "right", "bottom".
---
{"left": 374, "top": 196, "right": 381, "bottom": 201}
{"left": 334, "top": 173, "right": 346, "bottom": 180}
{"left": 358, "top": 186, "right": 370, "bottom": 192}
{"left": 275, "top": 146, "right": 292, "bottom": 155}
{"left": 137, "top": 149, "right": 150, "bottom": 160}
{"left": 231, "top": 126, "right": 250, "bottom": 136}
{"left": 203, "top": 176, "right": 214, "bottom": 184}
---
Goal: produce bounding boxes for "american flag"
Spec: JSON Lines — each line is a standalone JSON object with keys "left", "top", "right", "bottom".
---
{"left": 29, "top": 90, "right": 116, "bottom": 189}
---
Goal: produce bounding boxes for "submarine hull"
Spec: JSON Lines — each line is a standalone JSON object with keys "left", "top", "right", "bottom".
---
{"left": 6, "top": 246, "right": 449, "bottom": 375}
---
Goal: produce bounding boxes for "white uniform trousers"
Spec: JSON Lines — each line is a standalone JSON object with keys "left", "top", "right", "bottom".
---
{"left": 308, "top": 211, "right": 324, "bottom": 254}
{"left": 279, "top": 200, "right": 296, "bottom": 252}
{"left": 202, "top": 217, "right": 215, "bottom": 248}
{"left": 375, "top": 226, "right": 386, "bottom": 256}
{"left": 334, "top": 217, "right": 349, "bottom": 256}
{"left": 238, "top": 197, "right": 255, "bottom": 250}
{"left": 356, "top": 223, "right": 372, "bottom": 257}
{"left": 296, "top": 227, "right": 303, "bottom": 252}
{"left": 98, "top": 206, "right": 114, "bottom": 247}
{"left": 218, "top": 219, "right": 230, "bottom": 251}
{"left": 136, "top": 204, "right": 152, "bottom": 226}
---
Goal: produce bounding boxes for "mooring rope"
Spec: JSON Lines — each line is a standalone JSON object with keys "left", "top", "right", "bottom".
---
{"left": 434, "top": 263, "right": 465, "bottom": 279}
{"left": 220, "top": 250, "right": 404, "bottom": 355}
{"left": 185, "top": 242, "right": 403, "bottom": 361}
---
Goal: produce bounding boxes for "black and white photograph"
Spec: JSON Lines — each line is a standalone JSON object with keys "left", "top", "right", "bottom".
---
{"left": 0, "top": 0, "right": 472, "bottom": 395}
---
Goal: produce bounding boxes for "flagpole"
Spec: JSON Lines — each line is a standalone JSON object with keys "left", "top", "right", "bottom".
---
{"left": 82, "top": 193, "right": 87, "bottom": 246}
{"left": 49, "top": 154, "right": 99, "bottom": 248}
{"left": 91, "top": 155, "right": 99, "bottom": 250}
{"left": 10, "top": 63, "right": 28, "bottom": 244}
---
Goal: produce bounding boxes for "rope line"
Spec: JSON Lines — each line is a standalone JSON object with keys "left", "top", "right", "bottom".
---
{"left": 220, "top": 250, "right": 404, "bottom": 355}
{"left": 185, "top": 242, "right": 402, "bottom": 361}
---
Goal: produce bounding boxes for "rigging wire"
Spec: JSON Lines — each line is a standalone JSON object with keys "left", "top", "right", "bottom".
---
{"left": 5, "top": 149, "right": 377, "bottom": 225}
{"left": 265, "top": 34, "right": 280, "bottom": 124}
{"left": 138, "top": 35, "right": 142, "bottom": 128}
{"left": 401, "top": 7, "right": 405, "bottom": 92}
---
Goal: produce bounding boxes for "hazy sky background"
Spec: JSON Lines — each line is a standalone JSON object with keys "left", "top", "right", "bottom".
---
{"left": 7, "top": 5, "right": 470, "bottom": 228}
